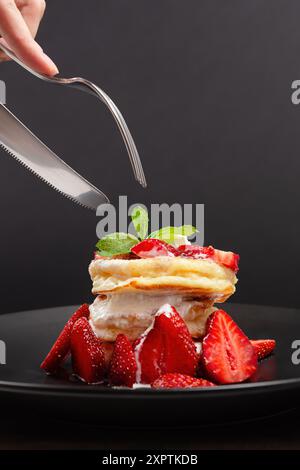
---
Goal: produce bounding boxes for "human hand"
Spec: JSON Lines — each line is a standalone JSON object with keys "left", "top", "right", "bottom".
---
{"left": 0, "top": 0, "right": 58, "bottom": 76}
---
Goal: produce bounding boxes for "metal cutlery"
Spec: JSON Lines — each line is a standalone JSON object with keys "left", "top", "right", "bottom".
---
{"left": 0, "top": 42, "right": 147, "bottom": 210}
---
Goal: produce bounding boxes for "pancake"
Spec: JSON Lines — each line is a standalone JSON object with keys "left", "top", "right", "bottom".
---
{"left": 89, "top": 256, "right": 237, "bottom": 302}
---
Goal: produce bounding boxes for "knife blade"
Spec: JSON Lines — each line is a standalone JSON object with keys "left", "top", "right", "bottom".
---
{"left": 0, "top": 104, "right": 109, "bottom": 210}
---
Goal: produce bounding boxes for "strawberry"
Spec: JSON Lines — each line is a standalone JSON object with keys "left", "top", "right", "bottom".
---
{"left": 109, "top": 334, "right": 137, "bottom": 387}
{"left": 134, "top": 304, "right": 198, "bottom": 384}
{"left": 70, "top": 317, "right": 106, "bottom": 384}
{"left": 152, "top": 373, "right": 215, "bottom": 389}
{"left": 202, "top": 309, "right": 257, "bottom": 384}
{"left": 212, "top": 248, "right": 239, "bottom": 273}
{"left": 177, "top": 245, "right": 215, "bottom": 259}
{"left": 251, "top": 339, "right": 276, "bottom": 360}
{"left": 131, "top": 239, "right": 239, "bottom": 272}
{"left": 40, "top": 304, "right": 90, "bottom": 373}
{"left": 103, "top": 341, "right": 114, "bottom": 368}
{"left": 131, "top": 238, "right": 178, "bottom": 258}
{"left": 177, "top": 245, "right": 239, "bottom": 272}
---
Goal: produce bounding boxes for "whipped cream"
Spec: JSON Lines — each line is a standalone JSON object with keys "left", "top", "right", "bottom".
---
{"left": 89, "top": 292, "right": 214, "bottom": 342}
{"left": 132, "top": 383, "right": 151, "bottom": 389}
{"left": 90, "top": 293, "right": 201, "bottom": 332}
{"left": 134, "top": 319, "right": 154, "bottom": 383}
{"left": 170, "top": 235, "right": 191, "bottom": 248}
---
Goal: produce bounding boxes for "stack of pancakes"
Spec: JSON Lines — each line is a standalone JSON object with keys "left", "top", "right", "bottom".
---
{"left": 88, "top": 255, "right": 237, "bottom": 342}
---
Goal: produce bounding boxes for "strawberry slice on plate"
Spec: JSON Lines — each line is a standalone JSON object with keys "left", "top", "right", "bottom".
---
{"left": 71, "top": 317, "right": 106, "bottom": 384}
{"left": 109, "top": 334, "right": 137, "bottom": 388}
{"left": 40, "top": 304, "right": 90, "bottom": 373}
{"left": 212, "top": 248, "right": 239, "bottom": 273}
{"left": 134, "top": 304, "right": 198, "bottom": 384}
{"left": 202, "top": 309, "right": 257, "bottom": 384}
{"left": 131, "top": 238, "right": 178, "bottom": 258}
{"left": 251, "top": 339, "right": 276, "bottom": 360}
{"left": 152, "top": 373, "right": 215, "bottom": 389}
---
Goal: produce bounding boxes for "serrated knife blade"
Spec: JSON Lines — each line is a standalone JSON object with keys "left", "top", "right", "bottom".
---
{"left": 0, "top": 104, "right": 109, "bottom": 210}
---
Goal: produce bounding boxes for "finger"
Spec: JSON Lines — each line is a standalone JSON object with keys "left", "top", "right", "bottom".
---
{"left": 0, "top": 0, "right": 58, "bottom": 75}
{"left": 0, "top": 50, "right": 10, "bottom": 61}
{"left": 16, "top": 0, "right": 45, "bottom": 38}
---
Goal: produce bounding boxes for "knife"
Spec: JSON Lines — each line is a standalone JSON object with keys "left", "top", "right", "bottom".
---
{"left": 0, "top": 104, "right": 109, "bottom": 210}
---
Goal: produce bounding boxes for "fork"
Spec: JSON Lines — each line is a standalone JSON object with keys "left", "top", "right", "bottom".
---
{"left": 0, "top": 42, "right": 147, "bottom": 188}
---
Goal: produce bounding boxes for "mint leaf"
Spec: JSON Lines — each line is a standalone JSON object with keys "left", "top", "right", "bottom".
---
{"left": 96, "top": 232, "right": 139, "bottom": 256}
{"left": 149, "top": 225, "right": 198, "bottom": 244}
{"left": 131, "top": 205, "right": 149, "bottom": 240}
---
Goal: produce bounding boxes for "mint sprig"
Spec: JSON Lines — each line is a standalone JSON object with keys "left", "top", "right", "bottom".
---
{"left": 95, "top": 207, "right": 198, "bottom": 257}
{"left": 131, "top": 205, "right": 148, "bottom": 240}
{"left": 149, "top": 225, "right": 197, "bottom": 244}
{"left": 96, "top": 232, "right": 139, "bottom": 257}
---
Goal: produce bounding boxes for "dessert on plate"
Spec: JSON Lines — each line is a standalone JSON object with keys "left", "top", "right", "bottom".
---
{"left": 88, "top": 243, "right": 237, "bottom": 341}
{"left": 41, "top": 207, "right": 275, "bottom": 388}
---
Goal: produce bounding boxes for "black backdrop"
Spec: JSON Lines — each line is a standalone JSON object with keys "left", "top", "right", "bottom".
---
{"left": 0, "top": 0, "right": 299, "bottom": 313}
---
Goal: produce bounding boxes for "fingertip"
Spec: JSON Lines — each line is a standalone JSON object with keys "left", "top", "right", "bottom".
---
{"left": 33, "top": 41, "right": 58, "bottom": 75}
{"left": 38, "top": 52, "right": 59, "bottom": 76}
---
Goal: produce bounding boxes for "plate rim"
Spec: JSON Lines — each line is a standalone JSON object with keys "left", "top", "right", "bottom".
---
{"left": 1, "top": 376, "right": 300, "bottom": 396}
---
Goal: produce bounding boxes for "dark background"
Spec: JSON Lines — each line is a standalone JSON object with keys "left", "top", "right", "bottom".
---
{"left": 0, "top": 0, "right": 298, "bottom": 313}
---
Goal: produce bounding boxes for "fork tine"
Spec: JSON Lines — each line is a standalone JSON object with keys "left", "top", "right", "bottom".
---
{"left": 83, "top": 82, "right": 147, "bottom": 188}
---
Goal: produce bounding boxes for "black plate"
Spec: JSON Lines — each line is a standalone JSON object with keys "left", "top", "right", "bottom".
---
{"left": 0, "top": 303, "right": 300, "bottom": 426}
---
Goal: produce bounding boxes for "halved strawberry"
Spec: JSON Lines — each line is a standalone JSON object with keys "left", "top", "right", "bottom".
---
{"left": 40, "top": 304, "right": 90, "bottom": 373}
{"left": 202, "top": 309, "right": 257, "bottom": 384}
{"left": 70, "top": 317, "right": 106, "bottom": 384}
{"left": 134, "top": 304, "right": 198, "bottom": 384}
{"left": 109, "top": 334, "right": 137, "bottom": 387}
{"left": 212, "top": 248, "right": 239, "bottom": 273}
{"left": 152, "top": 373, "right": 215, "bottom": 389}
{"left": 251, "top": 339, "right": 276, "bottom": 360}
{"left": 177, "top": 245, "right": 214, "bottom": 259}
{"left": 131, "top": 239, "right": 178, "bottom": 258}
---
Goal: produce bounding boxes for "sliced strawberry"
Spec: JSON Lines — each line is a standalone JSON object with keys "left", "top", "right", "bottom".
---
{"left": 70, "top": 317, "right": 106, "bottom": 384}
{"left": 152, "top": 373, "right": 215, "bottom": 389}
{"left": 177, "top": 245, "right": 239, "bottom": 272}
{"left": 212, "top": 248, "right": 239, "bottom": 273}
{"left": 202, "top": 309, "right": 257, "bottom": 384}
{"left": 251, "top": 339, "right": 276, "bottom": 360}
{"left": 134, "top": 304, "right": 198, "bottom": 384}
{"left": 40, "top": 304, "right": 90, "bottom": 373}
{"left": 131, "top": 239, "right": 178, "bottom": 258}
{"left": 102, "top": 342, "right": 114, "bottom": 368}
{"left": 177, "top": 245, "right": 215, "bottom": 259}
{"left": 109, "top": 334, "right": 137, "bottom": 387}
